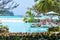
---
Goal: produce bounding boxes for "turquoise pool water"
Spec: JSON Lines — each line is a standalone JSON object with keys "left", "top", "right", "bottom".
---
{"left": 0, "top": 16, "right": 48, "bottom": 33}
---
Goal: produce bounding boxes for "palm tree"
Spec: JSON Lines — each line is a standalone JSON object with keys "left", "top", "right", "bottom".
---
{"left": 34, "top": 0, "right": 60, "bottom": 2}
{"left": 23, "top": 9, "right": 34, "bottom": 23}
{"left": 33, "top": 0, "right": 60, "bottom": 14}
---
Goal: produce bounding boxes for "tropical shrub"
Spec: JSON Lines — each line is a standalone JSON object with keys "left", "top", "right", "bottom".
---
{"left": 48, "top": 26, "right": 60, "bottom": 32}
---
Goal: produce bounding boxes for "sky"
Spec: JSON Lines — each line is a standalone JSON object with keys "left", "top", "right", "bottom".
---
{"left": 12, "top": 0, "right": 35, "bottom": 15}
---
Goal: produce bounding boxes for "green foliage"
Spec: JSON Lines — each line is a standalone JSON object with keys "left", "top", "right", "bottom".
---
{"left": 0, "top": 25, "right": 9, "bottom": 31}
{"left": 0, "top": 25, "right": 8, "bottom": 28}
{"left": 23, "top": 9, "right": 34, "bottom": 23}
{"left": 48, "top": 26, "right": 60, "bottom": 32}
{"left": 33, "top": 0, "right": 60, "bottom": 14}
{"left": 23, "top": 17, "right": 27, "bottom": 22}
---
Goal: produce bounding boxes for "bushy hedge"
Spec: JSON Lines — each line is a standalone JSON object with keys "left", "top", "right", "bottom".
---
{"left": 0, "top": 32, "right": 60, "bottom": 40}
{"left": 0, "top": 36, "right": 20, "bottom": 40}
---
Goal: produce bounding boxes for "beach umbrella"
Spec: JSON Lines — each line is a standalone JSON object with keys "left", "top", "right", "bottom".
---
{"left": 46, "top": 11, "right": 58, "bottom": 15}
{"left": 46, "top": 11, "right": 59, "bottom": 21}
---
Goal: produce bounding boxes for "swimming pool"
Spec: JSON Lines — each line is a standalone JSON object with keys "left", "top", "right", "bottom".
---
{"left": 0, "top": 16, "right": 48, "bottom": 33}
